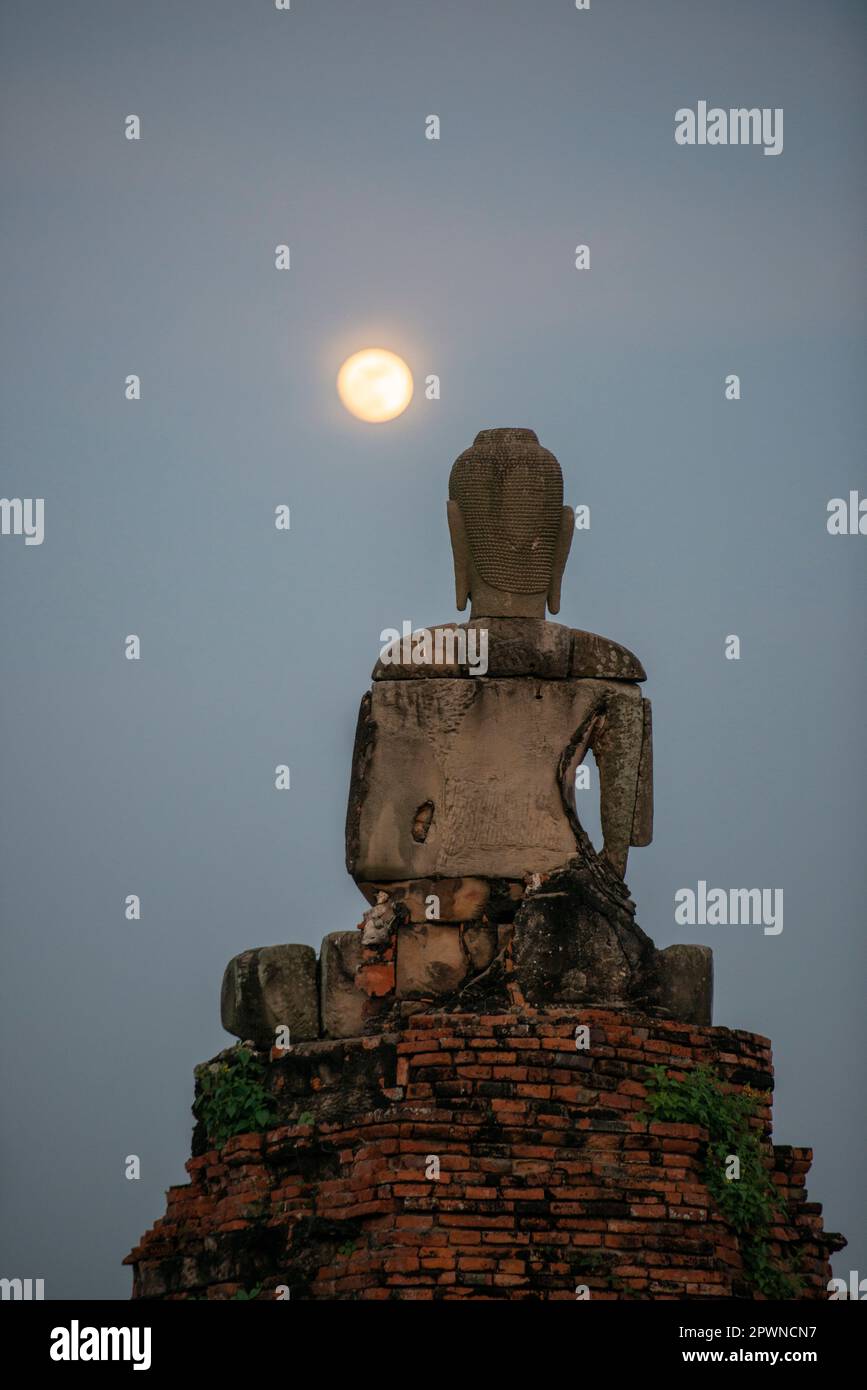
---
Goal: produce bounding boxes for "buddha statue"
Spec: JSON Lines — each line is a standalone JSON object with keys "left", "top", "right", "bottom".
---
{"left": 221, "top": 430, "right": 709, "bottom": 1045}
{"left": 229, "top": 426, "right": 710, "bottom": 1038}
{"left": 346, "top": 427, "right": 652, "bottom": 889}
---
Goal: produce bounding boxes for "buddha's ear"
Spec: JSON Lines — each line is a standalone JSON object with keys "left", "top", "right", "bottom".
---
{"left": 547, "top": 506, "right": 574, "bottom": 615}
{"left": 447, "top": 500, "right": 471, "bottom": 611}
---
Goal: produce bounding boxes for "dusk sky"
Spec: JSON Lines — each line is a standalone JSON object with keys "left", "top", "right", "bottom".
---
{"left": 1, "top": 0, "right": 864, "bottom": 1297}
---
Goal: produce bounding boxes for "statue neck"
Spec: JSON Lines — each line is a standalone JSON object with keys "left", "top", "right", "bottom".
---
{"left": 468, "top": 576, "right": 548, "bottom": 620}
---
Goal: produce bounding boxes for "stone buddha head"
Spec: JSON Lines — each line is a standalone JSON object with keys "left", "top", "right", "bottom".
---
{"left": 447, "top": 428, "right": 574, "bottom": 619}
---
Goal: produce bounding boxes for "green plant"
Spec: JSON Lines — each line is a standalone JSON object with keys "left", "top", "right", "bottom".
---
{"left": 194, "top": 1048, "right": 276, "bottom": 1148}
{"left": 231, "top": 1284, "right": 263, "bottom": 1301}
{"left": 642, "top": 1064, "right": 800, "bottom": 1298}
{"left": 297, "top": 1111, "right": 314, "bottom": 1126}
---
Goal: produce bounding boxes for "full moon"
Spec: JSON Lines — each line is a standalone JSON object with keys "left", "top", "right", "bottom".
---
{"left": 337, "top": 348, "right": 414, "bottom": 423}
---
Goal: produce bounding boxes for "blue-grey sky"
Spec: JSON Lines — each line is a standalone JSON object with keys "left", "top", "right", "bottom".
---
{"left": 1, "top": 0, "right": 864, "bottom": 1299}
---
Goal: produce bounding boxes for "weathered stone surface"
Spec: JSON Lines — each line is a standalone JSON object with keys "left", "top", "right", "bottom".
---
{"left": 372, "top": 624, "right": 465, "bottom": 680}
{"left": 345, "top": 691, "right": 375, "bottom": 879}
{"left": 497, "top": 923, "right": 514, "bottom": 954}
{"left": 571, "top": 629, "right": 646, "bottom": 682}
{"left": 372, "top": 619, "right": 574, "bottom": 681}
{"left": 462, "top": 923, "right": 498, "bottom": 973}
{"left": 631, "top": 698, "right": 654, "bottom": 847}
{"left": 357, "top": 877, "right": 497, "bottom": 922}
{"left": 511, "top": 862, "right": 656, "bottom": 1008}
{"left": 468, "top": 617, "right": 573, "bottom": 678}
{"left": 655, "top": 944, "right": 713, "bottom": 1026}
{"left": 221, "top": 945, "right": 319, "bottom": 1047}
{"left": 320, "top": 932, "right": 366, "bottom": 1039}
{"left": 348, "top": 676, "right": 645, "bottom": 882}
{"left": 590, "top": 688, "right": 647, "bottom": 876}
{"left": 371, "top": 619, "right": 643, "bottom": 683}
{"left": 396, "top": 923, "right": 469, "bottom": 998}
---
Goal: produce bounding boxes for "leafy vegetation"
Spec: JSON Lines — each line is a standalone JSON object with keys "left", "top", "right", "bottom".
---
{"left": 193, "top": 1048, "right": 276, "bottom": 1149}
{"left": 642, "top": 1064, "right": 801, "bottom": 1298}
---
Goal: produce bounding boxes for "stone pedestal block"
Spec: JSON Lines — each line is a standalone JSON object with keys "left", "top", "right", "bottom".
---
{"left": 220, "top": 944, "right": 319, "bottom": 1048}
{"left": 357, "top": 876, "right": 498, "bottom": 923}
{"left": 320, "top": 932, "right": 366, "bottom": 1039}
{"left": 655, "top": 944, "right": 713, "bottom": 1026}
{"left": 395, "top": 923, "right": 469, "bottom": 997}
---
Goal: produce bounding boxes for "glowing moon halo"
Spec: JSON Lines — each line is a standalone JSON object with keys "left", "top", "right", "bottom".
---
{"left": 337, "top": 348, "right": 413, "bottom": 422}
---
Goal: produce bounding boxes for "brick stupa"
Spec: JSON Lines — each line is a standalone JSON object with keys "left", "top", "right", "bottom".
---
{"left": 126, "top": 430, "right": 844, "bottom": 1299}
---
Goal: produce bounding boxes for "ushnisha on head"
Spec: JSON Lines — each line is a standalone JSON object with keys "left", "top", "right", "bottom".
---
{"left": 447, "top": 428, "right": 574, "bottom": 619}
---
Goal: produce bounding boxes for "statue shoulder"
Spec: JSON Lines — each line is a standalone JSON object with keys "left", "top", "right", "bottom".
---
{"left": 569, "top": 628, "right": 647, "bottom": 682}
{"left": 371, "top": 619, "right": 645, "bottom": 682}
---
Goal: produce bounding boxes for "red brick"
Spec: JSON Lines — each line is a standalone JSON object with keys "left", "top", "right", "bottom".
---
{"left": 126, "top": 1007, "right": 837, "bottom": 1304}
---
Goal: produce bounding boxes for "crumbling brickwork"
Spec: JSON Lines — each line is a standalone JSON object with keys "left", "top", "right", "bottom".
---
{"left": 126, "top": 1008, "right": 843, "bottom": 1299}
